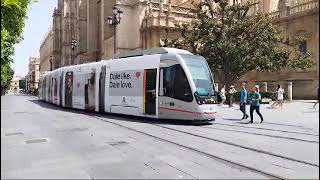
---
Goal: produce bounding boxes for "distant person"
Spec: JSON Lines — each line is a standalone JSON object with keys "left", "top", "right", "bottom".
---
{"left": 219, "top": 85, "right": 226, "bottom": 106}
{"left": 271, "top": 85, "right": 285, "bottom": 109}
{"left": 229, "top": 85, "right": 237, "bottom": 107}
{"left": 313, "top": 87, "right": 319, "bottom": 108}
{"left": 240, "top": 82, "right": 249, "bottom": 119}
{"left": 249, "top": 85, "right": 263, "bottom": 123}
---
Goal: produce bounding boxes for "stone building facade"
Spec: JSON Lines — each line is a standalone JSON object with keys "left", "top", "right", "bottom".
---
{"left": 45, "top": 0, "right": 318, "bottom": 99}
{"left": 10, "top": 76, "right": 22, "bottom": 92}
{"left": 49, "top": 0, "right": 202, "bottom": 68}
{"left": 26, "top": 57, "right": 40, "bottom": 91}
{"left": 39, "top": 29, "right": 54, "bottom": 73}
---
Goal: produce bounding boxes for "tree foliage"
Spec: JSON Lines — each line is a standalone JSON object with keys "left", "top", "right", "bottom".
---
{"left": 162, "top": 0, "right": 314, "bottom": 88}
{"left": 1, "top": 0, "right": 33, "bottom": 93}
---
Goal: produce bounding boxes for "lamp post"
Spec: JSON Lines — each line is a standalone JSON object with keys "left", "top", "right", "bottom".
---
{"left": 71, "top": 38, "right": 78, "bottom": 65}
{"left": 107, "top": 4, "right": 123, "bottom": 54}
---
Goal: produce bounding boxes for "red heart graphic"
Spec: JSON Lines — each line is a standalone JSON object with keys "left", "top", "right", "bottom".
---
{"left": 135, "top": 72, "right": 141, "bottom": 78}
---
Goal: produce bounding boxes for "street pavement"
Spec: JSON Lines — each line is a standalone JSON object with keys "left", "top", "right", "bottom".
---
{"left": 1, "top": 94, "right": 319, "bottom": 179}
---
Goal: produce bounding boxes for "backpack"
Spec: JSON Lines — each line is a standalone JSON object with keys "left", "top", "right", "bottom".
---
{"left": 247, "top": 93, "right": 252, "bottom": 104}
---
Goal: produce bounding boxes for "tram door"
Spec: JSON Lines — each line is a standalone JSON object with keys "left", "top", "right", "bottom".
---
{"left": 144, "top": 69, "right": 157, "bottom": 115}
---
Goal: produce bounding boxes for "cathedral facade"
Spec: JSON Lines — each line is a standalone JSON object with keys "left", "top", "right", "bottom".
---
{"left": 49, "top": 0, "right": 202, "bottom": 69}
{"left": 40, "top": 0, "right": 318, "bottom": 98}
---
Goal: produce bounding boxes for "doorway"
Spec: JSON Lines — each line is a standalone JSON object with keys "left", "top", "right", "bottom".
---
{"left": 144, "top": 69, "right": 157, "bottom": 115}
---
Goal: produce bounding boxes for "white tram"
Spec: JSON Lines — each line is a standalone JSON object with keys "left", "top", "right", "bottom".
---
{"left": 39, "top": 48, "right": 218, "bottom": 122}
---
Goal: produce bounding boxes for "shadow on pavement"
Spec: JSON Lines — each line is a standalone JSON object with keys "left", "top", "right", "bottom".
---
{"left": 222, "top": 118, "right": 243, "bottom": 121}
{"left": 236, "top": 121, "right": 263, "bottom": 124}
{"left": 29, "top": 99, "right": 212, "bottom": 126}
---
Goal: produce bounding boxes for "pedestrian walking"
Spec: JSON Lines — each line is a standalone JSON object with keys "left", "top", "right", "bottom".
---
{"left": 229, "top": 85, "right": 237, "bottom": 107}
{"left": 271, "top": 85, "right": 285, "bottom": 109}
{"left": 313, "top": 87, "right": 319, "bottom": 108}
{"left": 240, "top": 82, "right": 249, "bottom": 119}
{"left": 249, "top": 85, "right": 264, "bottom": 123}
{"left": 219, "top": 85, "right": 226, "bottom": 106}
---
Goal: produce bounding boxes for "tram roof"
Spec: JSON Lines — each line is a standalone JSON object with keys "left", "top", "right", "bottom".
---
{"left": 111, "top": 47, "right": 192, "bottom": 59}
{"left": 40, "top": 48, "right": 192, "bottom": 76}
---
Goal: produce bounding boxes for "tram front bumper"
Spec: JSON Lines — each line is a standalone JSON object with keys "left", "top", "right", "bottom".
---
{"left": 196, "top": 104, "right": 217, "bottom": 121}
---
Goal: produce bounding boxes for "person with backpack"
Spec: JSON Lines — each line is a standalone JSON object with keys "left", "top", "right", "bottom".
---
{"left": 249, "top": 85, "right": 264, "bottom": 123}
{"left": 240, "top": 82, "right": 249, "bottom": 119}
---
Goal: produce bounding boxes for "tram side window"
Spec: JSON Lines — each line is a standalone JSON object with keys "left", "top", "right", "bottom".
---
{"left": 162, "top": 65, "right": 193, "bottom": 102}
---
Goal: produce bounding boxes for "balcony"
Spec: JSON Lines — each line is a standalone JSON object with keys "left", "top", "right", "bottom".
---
{"left": 269, "top": 0, "right": 318, "bottom": 20}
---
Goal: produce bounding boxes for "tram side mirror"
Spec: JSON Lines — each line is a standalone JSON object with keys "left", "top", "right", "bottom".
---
{"left": 194, "top": 91, "right": 203, "bottom": 105}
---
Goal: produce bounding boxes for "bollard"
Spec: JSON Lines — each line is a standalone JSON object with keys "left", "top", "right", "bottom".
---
{"left": 287, "top": 81, "right": 293, "bottom": 101}
{"left": 263, "top": 82, "right": 267, "bottom": 92}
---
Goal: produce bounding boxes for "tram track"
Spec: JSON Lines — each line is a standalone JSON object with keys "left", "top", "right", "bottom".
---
{"left": 34, "top": 100, "right": 317, "bottom": 179}
{"left": 211, "top": 122, "right": 319, "bottom": 136}
{"left": 200, "top": 126, "right": 319, "bottom": 143}
{"left": 93, "top": 116, "right": 283, "bottom": 179}
{"left": 222, "top": 118, "right": 315, "bottom": 129}
{"left": 154, "top": 124, "right": 319, "bottom": 167}
{"left": 260, "top": 122, "right": 314, "bottom": 129}
{"left": 92, "top": 115, "right": 319, "bottom": 179}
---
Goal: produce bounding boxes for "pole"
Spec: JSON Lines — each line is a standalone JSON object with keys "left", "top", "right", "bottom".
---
{"left": 263, "top": 82, "right": 267, "bottom": 92}
{"left": 113, "top": 25, "right": 116, "bottom": 54}
{"left": 287, "top": 81, "right": 293, "bottom": 101}
{"left": 72, "top": 48, "right": 74, "bottom": 65}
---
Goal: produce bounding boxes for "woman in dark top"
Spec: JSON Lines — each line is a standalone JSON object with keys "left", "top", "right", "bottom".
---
{"left": 250, "top": 85, "right": 264, "bottom": 124}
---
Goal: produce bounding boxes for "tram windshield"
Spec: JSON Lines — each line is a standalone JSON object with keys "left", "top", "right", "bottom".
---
{"left": 181, "top": 54, "right": 215, "bottom": 97}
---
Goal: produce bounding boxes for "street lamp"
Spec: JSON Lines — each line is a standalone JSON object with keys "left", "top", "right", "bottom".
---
{"left": 107, "top": 4, "right": 123, "bottom": 54}
{"left": 71, "top": 38, "right": 78, "bottom": 65}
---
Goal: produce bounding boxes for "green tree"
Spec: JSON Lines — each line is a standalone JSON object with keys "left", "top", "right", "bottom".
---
{"left": 162, "top": 0, "right": 314, "bottom": 88}
{"left": 1, "top": 0, "right": 34, "bottom": 93}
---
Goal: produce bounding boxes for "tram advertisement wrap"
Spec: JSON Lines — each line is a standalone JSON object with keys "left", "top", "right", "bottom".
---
{"left": 85, "top": 69, "right": 96, "bottom": 111}
{"left": 65, "top": 71, "right": 73, "bottom": 107}
{"left": 99, "top": 65, "right": 106, "bottom": 112}
{"left": 109, "top": 70, "right": 144, "bottom": 96}
{"left": 73, "top": 73, "right": 85, "bottom": 109}
{"left": 53, "top": 77, "right": 58, "bottom": 104}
